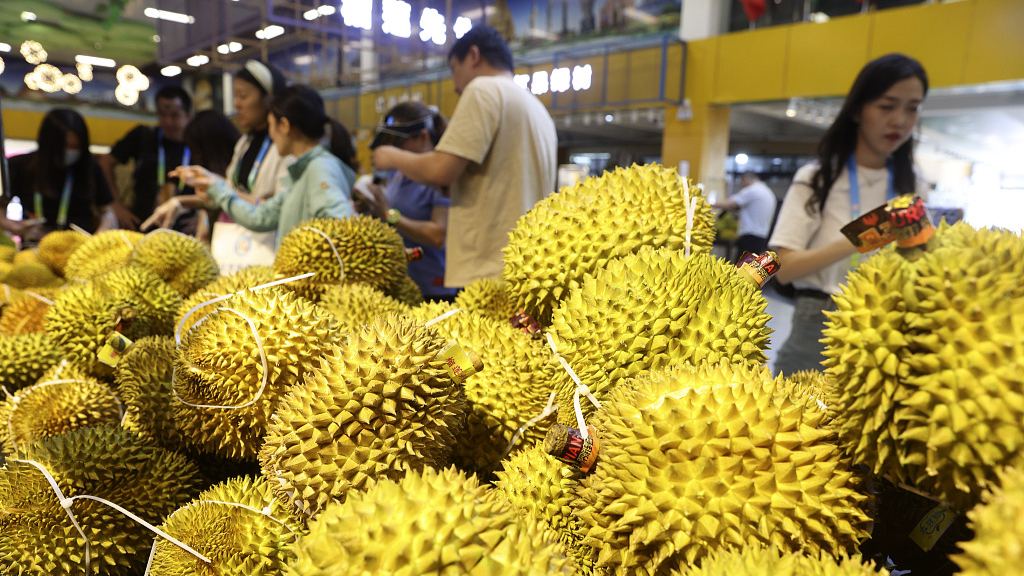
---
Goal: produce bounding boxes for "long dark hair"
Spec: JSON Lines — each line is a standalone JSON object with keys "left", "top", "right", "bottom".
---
{"left": 184, "top": 110, "right": 241, "bottom": 177}
{"left": 806, "top": 53, "right": 928, "bottom": 215}
{"left": 30, "top": 109, "right": 96, "bottom": 200}
{"left": 269, "top": 85, "right": 357, "bottom": 170}
{"left": 383, "top": 101, "right": 447, "bottom": 146}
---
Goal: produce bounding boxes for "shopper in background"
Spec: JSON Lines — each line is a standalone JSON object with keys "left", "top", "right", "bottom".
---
{"left": 166, "top": 85, "right": 356, "bottom": 247}
{"left": 180, "top": 110, "right": 242, "bottom": 244}
{"left": 712, "top": 171, "right": 778, "bottom": 259}
{"left": 769, "top": 53, "right": 930, "bottom": 375}
{"left": 2, "top": 108, "right": 116, "bottom": 240}
{"left": 99, "top": 85, "right": 194, "bottom": 230}
{"left": 371, "top": 25, "right": 558, "bottom": 289}
{"left": 363, "top": 102, "right": 459, "bottom": 301}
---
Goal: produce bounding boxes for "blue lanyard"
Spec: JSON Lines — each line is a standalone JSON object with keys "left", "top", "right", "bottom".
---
{"left": 157, "top": 129, "right": 191, "bottom": 190}
{"left": 234, "top": 135, "right": 272, "bottom": 192}
{"left": 34, "top": 173, "right": 73, "bottom": 228}
{"left": 847, "top": 154, "right": 896, "bottom": 218}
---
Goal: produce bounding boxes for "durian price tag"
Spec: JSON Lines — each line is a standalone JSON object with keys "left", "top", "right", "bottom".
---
{"left": 544, "top": 423, "right": 599, "bottom": 473}
{"left": 841, "top": 204, "right": 894, "bottom": 253}
{"left": 406, "top": 247, "right": 424, "bottom": 262}
{"left": 888, "top": 194, "right": 934, "bottom": 248}
{"left": 736, "top": 251, "right": 781, "bottom": 288}
{"left": 436, "top": 340, "right": 483, "bottom": 384}
{"left": 909, "top": 504, "right": 957, "bottom": 551}
{"left": 97, "top": 331, "right": 133, "bottom": 367}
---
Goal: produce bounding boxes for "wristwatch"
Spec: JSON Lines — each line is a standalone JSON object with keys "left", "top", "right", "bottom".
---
{"left": 385, "top": 208, "right": 401, "bottom": 225}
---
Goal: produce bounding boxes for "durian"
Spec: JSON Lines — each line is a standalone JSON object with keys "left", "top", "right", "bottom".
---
{"left": 0, "top": 289, "right": 54, "bottom": 334}
{"left": 114, "top": 335, "right": 184, "bottom": 449}
{"left": 273, "top": 216, "right": 407, "bottom": 301}
{"left": 954, "top": 466, "right": 1024, "bottom": 576}
{"left": 318, "top": 281, "right": 410, "bottom": 334}
{"left": 823, "top": 222, "right": 1024, "bottom": 509}
{"left": 549, "top": 248, "right": 772, "bottom": 422}
{"left": 0, "top": 245, "right": 15, "bottom": 263}
{"left": 571, "top": 362, "right": 870, "bottom": 574}
{"left": 0, "top": 424, "right": 202, "bottom": 575}
{"left": 175, "top": 265, "right": 275, "bottom": 336}
{"left": 44, "top": 266, "right": 182, "bottom": 377}
{"left": 260, "top": 313, "right": 465, "bottom": 516}
{"left": 63, "top": 229, "right": 144, "bottom": 281}
{"left": 0, "top": 373, "right": 122, "bottom": 454}
{"left": 455, "top": 278, "right": 516, "bottom": 323}
{"left": 175, "top": 285, "right": 341, "bottom": 460}
{"left": 669, "top": 547, "right": 879, "bottom": 576}
{"left": 0, "top": 333, "right": 62, "bottom": 393}
{"left": 130, "top": 229, "right": 219, "bottom": 296}
{"left": 12, "top": 248, "right": 38, "bottom": 265}
{"left": 36, "top": 229, "right": 87, "bottom": 277}
{"left": 2, "top": 261, "right": 63, "bottom": 289}
{"left": 285, "top": 466, "right": 576, "bottom": 575}
{"left": 148, "top": 475, "right": 304, "bottom": 575}
{"left": 386, "top": 273, "right": 424, "bottom": 306}
{"left": 503, "top": 163, "right": 716, "bottom": 324}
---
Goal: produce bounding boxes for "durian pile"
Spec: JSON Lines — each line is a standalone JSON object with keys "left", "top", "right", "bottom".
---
{"left": 0, "top": 165, "right": 1021, "bottom": 576}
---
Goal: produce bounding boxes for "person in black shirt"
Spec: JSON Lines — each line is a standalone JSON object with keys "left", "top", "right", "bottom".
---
{"left": 1, "top": 109, "right": 116, "bottom": 241}
{"left": 99, "top": 85, "right": 194, "bottom": 230}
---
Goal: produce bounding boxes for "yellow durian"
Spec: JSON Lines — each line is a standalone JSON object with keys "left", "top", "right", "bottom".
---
{"left": 63, "top": 229, "right": 144, "bottom": 281}
{"left": 130, "top": 229, "right": 220, "bottom": 296}
{"left": 954, "top": 467, "right": 1024, "bottom": 576}
{"left": 36, "top": 229, "right": 88, "bottom": 276}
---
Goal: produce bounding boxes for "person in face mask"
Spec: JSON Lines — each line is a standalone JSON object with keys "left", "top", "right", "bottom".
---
{"left": 2, "top": 109, "right": 117, "bottom": 241}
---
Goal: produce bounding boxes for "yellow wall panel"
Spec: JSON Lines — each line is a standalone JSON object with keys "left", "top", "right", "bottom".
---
{"left": 786, "top": 15, "right": 872, "bottom": 98}
{"left": 870, "top": 1, "right": 971, "bottom": 88}
{"left": 715, "top": 27, "right": 788, "bottom": 103}
{"left": 965, "top": 0, "right": 1024, "bottom": 84}
{"left": 1, "top": 109, "right": 142, "bottom": 147}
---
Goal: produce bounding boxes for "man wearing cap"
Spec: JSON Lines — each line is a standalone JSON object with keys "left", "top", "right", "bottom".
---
{"left": 371, "top": 25, "right": 557, "bottom": 288}
{"left": 100, "top": 85, "right": 194, "bottom": 230}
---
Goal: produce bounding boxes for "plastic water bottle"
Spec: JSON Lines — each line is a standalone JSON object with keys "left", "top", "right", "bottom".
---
{"left": 6, "top": 196, "right": 22, "bottom": 222}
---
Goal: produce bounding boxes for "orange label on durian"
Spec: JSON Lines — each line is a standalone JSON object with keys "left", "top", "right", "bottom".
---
{"left": 436, "top": 340, "right": 481, "bottom": 384}
{"left": 97, "top": 331, "right": 133, "bottom": 367}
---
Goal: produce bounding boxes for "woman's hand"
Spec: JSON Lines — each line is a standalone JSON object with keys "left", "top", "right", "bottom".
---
{"left": 168, "top": 165, "right": 221, "bottom": 193}
{"left": 141, "top": 198, "right": 186, "bottom": 231}
{"left": 362, "top": 183, "right": 391, "bottom": 219}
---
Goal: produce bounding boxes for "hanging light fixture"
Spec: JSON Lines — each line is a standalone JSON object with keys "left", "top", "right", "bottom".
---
{"left": 61, "top": 74, "right": 82, "bottom": 95}
{"left": 115, "top": 83, "right": 139, "bottom": 106}
{"left": 76, "top": 62, "right": 93, "bottom": 81}
{"left": 33, "top": 63, "right": 62, "bottom": 93}
{"left": 20, "top": 40, "right": 47, "bottom": 64}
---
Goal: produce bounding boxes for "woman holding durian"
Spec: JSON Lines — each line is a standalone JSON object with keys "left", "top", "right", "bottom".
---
{"left": 769, "top": 53, "right": 930, "bottom": 375}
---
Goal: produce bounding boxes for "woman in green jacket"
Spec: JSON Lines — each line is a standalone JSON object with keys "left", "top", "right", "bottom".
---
{"left": 168, "top": 85, "right": 356, "bottom": 247}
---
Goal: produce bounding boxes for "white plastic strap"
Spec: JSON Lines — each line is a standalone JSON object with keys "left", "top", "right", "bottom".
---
{"left": 424, "top": 307, "right": 463, "bottom": 327}
{"left": 545, "top": 332, "right": 601, "bottom": 439}
{"left": 1, "top": 384, "right": 13, "bottom": 400}
{"left": 499, "top": 391, "right": 558, "bottom": 461}
{"left": 66, "top": 494, "right": 210, "bottom": 565}
{"left": 23, "top": 290, "right": 55, "bottom": 306}
{"left": 196, "top": 500, "right": 297, "bottom": 535}
{"left": 7, "top": 379, "right": 124, "bottom": 451}
{"left": 2, "top": 284, "right": 10, "bottom": 300}
{"left": 70, "top": 223, "right": 92, "bottom": 237}
{"left": 53, "top": 358, "right": 68, "bottom": 378}
{"left": 684, "top": 196, "right": 698, "bottom": 258}
{"left": 174, "top": 272, "right": 316, "bottom": 345}
{"left": 10, "top": 458, "right": 93, "bottom": 574}
{"left": 172, "top": 307, "right": 269, "bottom": 410}
{"left": 299, "top": 226, "right": 345, "bottom": 281}
{"left": 119, "top": 230, "right": 136, "bottom": 249}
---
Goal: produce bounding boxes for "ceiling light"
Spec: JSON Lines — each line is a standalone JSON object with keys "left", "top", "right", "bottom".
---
{"left": 62, "top": 74, "right": 82, "bottom": 95}
{"left": 0, "top": 57, "right": 4, "bottom": 76}
{"left": 116, "top": 84, "right": 139, "bottom": 106}
{"left": 735, "top": 153, "right": 749, "bottom": 165}
{"left": 117, "top": 65, "right": 149, "bottom": 90}
{"left": 143, "top": 8, "right": 195, "bottom": 24}
{"left": 229, "top": 42, "right": 242, "bottom": 52}
{"left": 256, "top": 25, "right": 284, "bottom": 39}
{"left": 76, "top": 55, "right": 115, "bottom": 67}
{"left": 24, "top": 72, "right": 39, "bottom": 90}
{"left": 217, "top": 44, "right": 229, "bottom": 54}
{"left": 304, "top": 9, "right": 319, "bottom": 20}
{"left": 318, "top": 5, "right": 336, "bottom": 16}
{"left": 76, "top": 62, "right": 93, "bottom": 81}
{"left": 34, "top": 64, "right": 62, "bottom": 93}
{"left": 161, "top": 65, "right": 182, "bottom": 77}
{"left": 20, "top": 40, "right": 47, "bottom": 64}
{"left": 0, "top": 43, "right": 11, "bottom": 53}
{"left": 21, "top": 11, "right": 37, "bottom": 22}
{"left": 294, "top": 54, "right": 314, "bottom": 65}
{"left": 186, "top": 54, "right": 209, "bottom": 67}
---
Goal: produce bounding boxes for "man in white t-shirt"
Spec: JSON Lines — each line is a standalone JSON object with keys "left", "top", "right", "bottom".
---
{"left": 371, "top": 25, "right": 558, "bottom": 288}
{"left": 713, "top": 171, "right": 777, "bottom": 259}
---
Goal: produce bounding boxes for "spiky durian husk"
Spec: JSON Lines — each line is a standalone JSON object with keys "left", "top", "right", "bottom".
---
{"left": 408, "top": 301, "right": 564, "bottom": 477}
{"left": 668, "top": 547, "right": 879, "bottom": 576}
{"left": 273, "top": 216, "right": 407, "bottom": 301}
{"left": 286, "top": 466, "right": 576, "bottom": 575}
{"left": 824, "top": 223, "right": 1024, "bottom": 509}
{"left": 503, "top": 163, "right": 716, "bottom": 325}
{"left": 549, "top": 248, "right": 772, "bottom": 423}
{"left": 114, "top": 335, "right": 184, "bottom": 449}
{"left": 779, "top": 369, "right": 836, "bottom": 421}
{"left": 0, "top": 375, "right": 122, "bottom": 454}
{"left": 62, "top": 229, "right": 144, "bottom": 281}
{"left": 0, "top": 290, "right": 53, "bottom": 334}
{"left": 0, "top": 333, "right": 62, "bottom": 393}
{"left": 0, "top": 245, "right": 15, "bottom": 263}
{"left": 572, "top": 362, "right": 870, "bottom": 574}
{"left": 954, "top": 467, "right": 1024, "bottom": 576}
{"left": 37, "top": 229, "right": 88, "bottom": 276}
{"left": 175, "top": 265, "right": 275, "bottom": 336}
{"left": 44, "top": 266, "right": 182, "bottom": 378}
{"left": 3, "top": 261, "right": 63, "bottom": 289}
{"left": 0, "top": 425, "right": 202, "bottom": 575}
{"left": 175, "top": 286, "right": 341, "bottom": 460}
{"left": 12, "top": 248, "right": 38, "bottom": 265}
{"left": 149, "top": 475, "right": 304, "bottom": 575}
{"left": 385, "top": 273, "right": 424, "bottom": 306}
{"left": 260, "top": 314, "right": 465, "bottom": 516}
{"left": 130, "top": 229, "right": 220, "bottom": 297}
{"left": 454, "top": 278, "right": 516, "bottom": 323}
{"left": 494, "top": 443, "right": 601, "bottom": 575}
{"left": 318, "top": 281, "right": 410, "bottom": 334}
